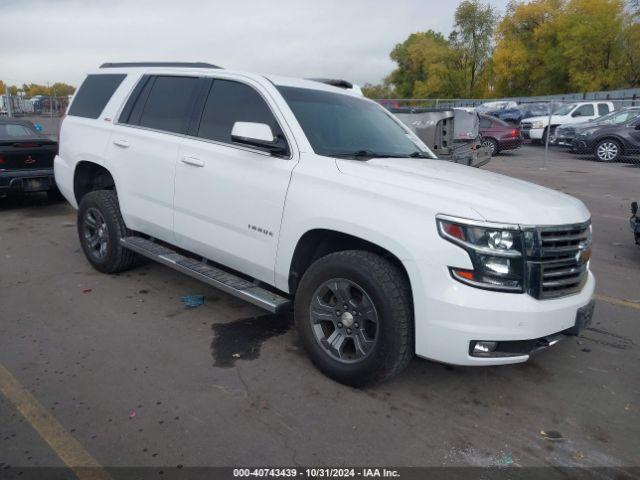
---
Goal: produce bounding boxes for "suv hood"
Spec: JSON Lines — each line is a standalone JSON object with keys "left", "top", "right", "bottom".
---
{"left": 336, "top": 158, "right": 590, "bottom": 226}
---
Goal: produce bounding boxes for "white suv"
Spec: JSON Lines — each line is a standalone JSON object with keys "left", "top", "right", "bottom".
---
{"left": 521, "top": 101, "right": 615, "bottom": 143}
{"left": 55, "top": 62, "right": 595, "bottom": 385}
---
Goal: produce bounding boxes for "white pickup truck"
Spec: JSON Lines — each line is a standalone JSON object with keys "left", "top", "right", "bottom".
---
{"left": 521, "top": 101, "right": 615, "bottom": 143}
{"left": 54, "top": 63, "right": 595, "bottom": 386}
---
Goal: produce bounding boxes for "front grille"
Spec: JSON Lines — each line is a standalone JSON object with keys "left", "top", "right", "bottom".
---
{"left": 525, "top": 222, "right": 591, "bottom": 299}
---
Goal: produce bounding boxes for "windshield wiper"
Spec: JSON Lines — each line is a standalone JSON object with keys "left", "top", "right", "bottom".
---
{"left": 332, "top": 150, "right": 394, "bottom": 159}
{"left": 333, "top": 150, "right": 422, "bottom": 159}
{"left": 408, "top": 151, "right": 431, "bottom": 158}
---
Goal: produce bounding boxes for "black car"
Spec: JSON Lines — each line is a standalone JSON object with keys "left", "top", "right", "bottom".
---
{"left": 572, "top": 115, "right": 640, "bottom": 162}
{"left": 553, "top": 107, "right": 640, "bottom": 149}
{"left": 0, "top": 119, "right": 59, "bottom": 198}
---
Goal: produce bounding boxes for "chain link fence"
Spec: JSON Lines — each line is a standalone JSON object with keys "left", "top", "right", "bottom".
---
{"left": 378, "top": 97, "right": 640, "bottom": 167}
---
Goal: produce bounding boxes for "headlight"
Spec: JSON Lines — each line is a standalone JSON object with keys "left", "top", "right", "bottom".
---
{"left": 437, "top": 217, "right": 525, "bottom": 292}
{"left": 578, "top": 128, "right": 599, "bottom": 136}
{"left": 531, "top": 121, "right": 545, "bottom": 129}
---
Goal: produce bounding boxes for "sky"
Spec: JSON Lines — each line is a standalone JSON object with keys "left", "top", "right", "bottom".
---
{"left": 0, "top": 0, "right": 510, "bottom": 88}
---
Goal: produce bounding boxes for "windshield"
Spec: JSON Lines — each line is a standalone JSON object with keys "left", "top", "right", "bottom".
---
{"left": 609, "top": 110, "right": 640, "bottom": 124}
{"left": 553, "top": 104, "right": 577, "bottom": 116}
{"left": 277, "top": 86, "right": 434, "bottom": 159}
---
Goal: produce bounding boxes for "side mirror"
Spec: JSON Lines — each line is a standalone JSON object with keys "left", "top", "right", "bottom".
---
{"left": 635, "top": 123, "right": 640, "bottom": 130}
{"left": 231, "top": 122, "right": 286, "bottom": 154}
{"left": 632, "top": 201, "right": 638, "bottom": 215}
{"left": 572, "top": 111, "right": 582, "bottom": 117}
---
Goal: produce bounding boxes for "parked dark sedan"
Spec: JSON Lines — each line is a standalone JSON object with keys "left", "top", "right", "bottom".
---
{"left": 553, "top": 107, "right": 640, "bottom": 148}
{"left": 0, "top": 119, "right": 59, "bottom": 198}
{"left": 572, "top": 115, "right": 640, "bottom": 162}
{"left": 479, "top": 115, "right": 523, "bottom": 155}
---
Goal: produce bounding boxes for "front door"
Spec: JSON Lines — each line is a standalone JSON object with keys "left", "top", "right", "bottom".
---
{"left": 173, "top": 78, "right": 298, "bottom": 284}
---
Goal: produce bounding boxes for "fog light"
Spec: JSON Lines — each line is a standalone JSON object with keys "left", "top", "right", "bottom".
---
{"left": 473, "top": 341, "right": 498, "bottom": 356}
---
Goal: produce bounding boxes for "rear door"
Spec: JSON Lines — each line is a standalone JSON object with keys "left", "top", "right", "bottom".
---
{"left": 107, "top": 75, "right": 201, "bottom": 243}
{"left": 173, "top": 77, "right": 298, "bottom": 284}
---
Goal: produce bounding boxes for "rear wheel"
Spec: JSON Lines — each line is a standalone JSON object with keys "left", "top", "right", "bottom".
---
{"left": 77, "top": 190, "right": 139, "bottom": 273}
{"left": 481, "top": 138, "right": 499, "bottom": 156}
{"left": 594, "top": 139, "right": 622, "bottom": 162}
{"left": 294, "top": 250, "right": 413, "bottom": 386}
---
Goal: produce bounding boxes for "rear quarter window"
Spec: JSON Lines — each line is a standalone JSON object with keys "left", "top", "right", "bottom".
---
{"left": 68, "top": 74, "right": 126, "bottom": 119}
{"left": 0, "top": 123, "right": 37, "bottom": 140}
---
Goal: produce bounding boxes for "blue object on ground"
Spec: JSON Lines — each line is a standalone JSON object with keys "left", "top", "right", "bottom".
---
{"left": 180, "top": 295, "right": 205, "bottom": 309}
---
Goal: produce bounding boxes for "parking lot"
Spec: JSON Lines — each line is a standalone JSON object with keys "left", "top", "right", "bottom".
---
{"left": 0, "top": 145, "right": 638, "bottom": 474}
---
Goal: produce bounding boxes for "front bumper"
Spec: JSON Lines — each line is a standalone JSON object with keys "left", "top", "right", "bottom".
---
{"left": 527, "top": 128, "right": 544, "bottom": 140}
{"left": 0, "top": 169, "right": 56, "bottom": 193}
{"left": 571, "top": 139, "right": 595, "bottom": 154}
{"left": 551, "top": 135, "right": 575, "bottom": 147}
{"left": 403, "top": 258, "right": 596, "bottom": 366}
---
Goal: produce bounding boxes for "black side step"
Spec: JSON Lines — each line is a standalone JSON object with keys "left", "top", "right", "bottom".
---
{"left": 120, "top": 236, "right": 291, "bottom": 313}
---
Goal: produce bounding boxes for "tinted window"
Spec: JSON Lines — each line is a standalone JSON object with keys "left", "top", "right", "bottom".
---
{"left": 0, "top": 123, "right": 37, "bottom": 140}
{"left": 479, "top": 117, "right": 492, "bottom": 128}
{"left": 68, "top": 74, "right": 126, "bottom": 119}
{"left": 597, "top": 103, "right": 610, "bottom": 116}
{"left": 198, "top": 80, "right": 283, "bottom": 147}
{"left": 278, "top": 86, "right": 432, "bottom": 158}
{"left": 137, "top": 76, "right": 199, "bottom": 134}
{"left": 574, "top": 104, "right": 594, "bottom": 116}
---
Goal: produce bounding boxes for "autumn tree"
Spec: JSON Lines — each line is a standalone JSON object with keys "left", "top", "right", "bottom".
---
{"left": 449, "top": 0, "right": 498, "bottom": 96}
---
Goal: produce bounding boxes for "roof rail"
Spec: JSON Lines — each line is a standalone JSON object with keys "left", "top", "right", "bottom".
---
{"left": 308, "top": 78, "right": 354, "bottom": 89}
{"left": 99, "top": 62, "right": 222, "bottom": 69}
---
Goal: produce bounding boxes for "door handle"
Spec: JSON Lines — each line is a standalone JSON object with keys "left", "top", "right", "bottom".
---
{"left": 181, "top": 156, "right": 205, "bottom": 167}
{"left": 113, "top": 139, "right": 130, "bottom": 148}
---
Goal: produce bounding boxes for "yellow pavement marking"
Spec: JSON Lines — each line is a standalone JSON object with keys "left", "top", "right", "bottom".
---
{"left": 594, "top": 294, "right": 640, "bottom": 311}
{"left": 0, "top": 363, "right": 111, "bottom": 480}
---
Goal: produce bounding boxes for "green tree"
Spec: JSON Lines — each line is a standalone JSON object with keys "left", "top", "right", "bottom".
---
{"left": 492, "top": 0, "right": 566, "bottom": 96}
{"left": 557, "top": 0, "right": 626, "bottom": 91}
{"left": 361, "top": 82, "right": 395, "bottom": 99}
{"left": 449, "top": 0, "right": 498, "bottom": 96}
{"left": 21, "top": 82, "right": 76, "bottom": 98}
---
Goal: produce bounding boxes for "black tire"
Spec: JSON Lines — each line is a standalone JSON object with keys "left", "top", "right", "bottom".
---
{"left": 482, "top": 137, "right": 499, "bottom": 156}
{"left": 294, "top": 250, "right": 413, "bottom": 386}
{"left": 594, "top": 138, "right": 622, "bottom": 162}
{"left": 77, "top": 190, "right": 139, "bottom": 273}
{"left": 541, "top": 126, "right": 550, "bottom": 145}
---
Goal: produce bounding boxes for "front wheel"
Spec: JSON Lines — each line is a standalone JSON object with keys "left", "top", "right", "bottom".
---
{"left": 594, "top": 139, "right": 622, "bottom": 162}
{"left": 294, "top": 250, "right": 413, "bottom": 386}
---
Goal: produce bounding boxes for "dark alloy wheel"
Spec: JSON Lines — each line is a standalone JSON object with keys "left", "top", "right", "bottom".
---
{"left": 295, "top": 250, "right": 413, "bottom": 386}
{"left": 77, "top": 190, "right": 140, "bottom": 273}
{"left": 310, "top": 278, "right": 379, "bottom": 363}
{"left": 82, "top": 207, "right": 109, "bottom": 260}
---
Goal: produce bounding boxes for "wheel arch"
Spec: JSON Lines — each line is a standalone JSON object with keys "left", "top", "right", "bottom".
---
{"left": 593, "top": 135, "right": 626, "bottom": 154}
{"left": 287, "top": 229, "right": 412, "bottom": 299}
{"left": 73, "top": 161, "right": 116, "bottom": 205}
